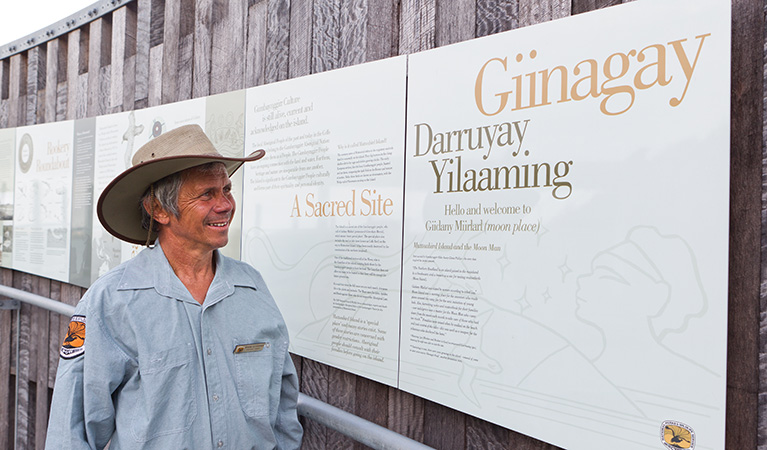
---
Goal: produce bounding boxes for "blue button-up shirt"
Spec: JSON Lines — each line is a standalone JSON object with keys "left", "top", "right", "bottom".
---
{"left": 46, "top": 244, "right": 303, "bottom": 449}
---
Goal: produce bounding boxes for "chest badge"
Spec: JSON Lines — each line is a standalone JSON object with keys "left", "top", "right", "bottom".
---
{"left": 234, "top": 342, "right": 269, "bottom": 353}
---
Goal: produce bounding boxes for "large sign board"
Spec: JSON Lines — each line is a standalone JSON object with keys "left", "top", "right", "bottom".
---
{"left": 401, "top": 0, "right": 729, "bottom": 448}
{"left": 13, "top": 120, "right": 75, "bottom": 282}
{"left": 242, "top": 56, "right": 407, "bottom": 386}
{"left": 0, "top": 0, "right": 730, "bottom": 448}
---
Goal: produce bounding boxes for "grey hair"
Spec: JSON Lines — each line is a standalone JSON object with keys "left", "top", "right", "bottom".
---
{"left": 139, "top": 161, "right": 228, "bottom": 231}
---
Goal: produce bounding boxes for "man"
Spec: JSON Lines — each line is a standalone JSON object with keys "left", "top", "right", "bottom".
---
{"left": 46, "top": 125, "right": 303, "bottom": 449}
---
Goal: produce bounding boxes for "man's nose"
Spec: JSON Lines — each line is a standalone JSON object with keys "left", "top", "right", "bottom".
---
{"left": 214, "top": 192, "right": 234, "bottom": 212}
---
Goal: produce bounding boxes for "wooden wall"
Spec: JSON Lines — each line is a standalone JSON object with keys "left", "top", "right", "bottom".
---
{"left": 0, "top": 0, "right": 762, "bottom": 449}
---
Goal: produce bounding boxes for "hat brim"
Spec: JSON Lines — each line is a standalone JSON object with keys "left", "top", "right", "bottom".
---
{"left": 97, "top": 150, "right": 265, "bottom": 245}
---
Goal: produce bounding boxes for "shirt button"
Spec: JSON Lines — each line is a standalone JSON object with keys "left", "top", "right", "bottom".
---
{"left": 217, "top": 440, "right": 224, "bottom": 448}
{"left": 212, "top": 394, "right": 219, "bottom": 402}
{"left": 207, "top": 348, "right": 212, "bottom": 355}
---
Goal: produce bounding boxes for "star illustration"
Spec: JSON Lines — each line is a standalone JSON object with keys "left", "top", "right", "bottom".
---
{"left": 559, "top": 257, "right": 572, "bottom": 282}
{"left": 515, "top": 288, "right": 531, "bottom": 312}
{"left": 496, "top": 246, "right": 511, "bottom": 277}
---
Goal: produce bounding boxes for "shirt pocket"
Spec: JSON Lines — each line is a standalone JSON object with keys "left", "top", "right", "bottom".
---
{"left": 131, "top": 342, "right": 197, "bottom": 443}
{"left": 232, "top": 338, "right": 275, "bottom": 418}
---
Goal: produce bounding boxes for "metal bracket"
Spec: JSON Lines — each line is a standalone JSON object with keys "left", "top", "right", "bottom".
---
{"left": 0, "top": 298, "right": 20, "bottom": 310}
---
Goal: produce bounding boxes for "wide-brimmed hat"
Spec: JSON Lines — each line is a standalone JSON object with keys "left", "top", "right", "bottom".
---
{"left": 97, "top": 124, "right": 264, "bottom": 245}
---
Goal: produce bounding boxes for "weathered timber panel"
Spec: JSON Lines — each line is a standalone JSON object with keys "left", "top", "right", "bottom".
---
{"left": 0, "top": 1, "right": 762, "bottom": 449}
{"left": 1, "top": 269, "right": 12, "bottom": 450}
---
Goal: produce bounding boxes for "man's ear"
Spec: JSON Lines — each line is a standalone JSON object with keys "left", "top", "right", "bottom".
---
{"left": 143, "top": 197, "right": 170, "bottom": 225}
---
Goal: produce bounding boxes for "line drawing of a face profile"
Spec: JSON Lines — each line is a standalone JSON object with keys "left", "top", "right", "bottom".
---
{"left": 574, "top": 226, "right": 719, "bottom": 414}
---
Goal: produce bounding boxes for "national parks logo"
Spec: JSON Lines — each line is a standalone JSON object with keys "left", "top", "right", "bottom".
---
{"left": 661, "top": 420, "right": 695, "bottom": 449}
{"left": 60, "top": 315, "right": 86, "bottom": 359}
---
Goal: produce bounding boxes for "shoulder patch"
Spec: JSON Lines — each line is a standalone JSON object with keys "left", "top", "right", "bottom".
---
{"left": 60, "top": 315, "right": 86, "bottom": 359}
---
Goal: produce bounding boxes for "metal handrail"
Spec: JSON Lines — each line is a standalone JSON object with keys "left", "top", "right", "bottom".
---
{"left": 0, "top": 283, "right": 433, "bottom": 450}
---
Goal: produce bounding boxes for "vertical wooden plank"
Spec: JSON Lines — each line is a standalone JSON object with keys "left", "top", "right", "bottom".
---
{"left": 88, "top": 18, "right": 113, "bottom": 118}
{"left": 43, "top": 41, "right": 58, "bottom": 124}
{"left": 353, "top": 377, "right": 388, "bottom": 450}
{"left": 301, "top": 359, "right": 329, "bottom": 449}
{"left": 175, "top": 0, "right": 196, "bottom": 101}
{"left": 730, "top": 0, "right": 762, "bottom": 447}
{"left": 0, "top": 59, "right": 8, "bottom": 128}
{"left": 289, "top": 0, "right": 313, "bottom": 78}
{"left": 0, "top": 269, "right": 13, "bottom": 450}
{"left": 290, "top": 353, "right": 302, "bottom": 380}
{"left": 193, "top": 0, "right": 213, "bottom": 98}
{"left": 366, "top": 0, "right": 397, "bottom": 62}
{"left": 55, "top": 81, "right": 67, "bottom": 121}
{"left": 67, "top": 29, "right": 89, "bottom": 121}
{"left": 122, "top": 1, "right": 138, "bottom": 112}
{"left": 147, "top": 0, "right": 165, "bottom": 106}
{"left": 161, "top": 0, "right": 182, "bottom": 103}
{"left": 148, "top": 44, "right": 163, "bottom": 107}
{"left": 123, "top": 53, "right": 137, "bottom": 111}
{"left": 13, "top": 271, "right": 33, "bottom": 449}
{"left": 0, "top": 98, "right": 6, "bottom": 129}
{"left": 265, "top": 0, "right": 291, "bottom": 83}
{"left": 33, "top": 278, "right": 51, "bottom": 450}
{"left": 150, "top": 0, "right": 166, "bottom": 47}
{"left": 0, "top": 58, "right": 8, "bottom": 101}
{"left": 399, "top": 0, "right": 435, "bottom": 54}
{"left": 465, "top": 416, "right": 510, "bottom": 449}
{"left": 312, "top": 0, "right": 341, "bottom": 73}
{"left": 111, "top": 6, "right": 128, "bottom": 112}
{"left": 388, "top": 388, "right": 424, "bottom": 442}
{"left": 571, "top": 0, "right": 621, "bottom": 15}
{"left": 476, "top": 0, "right": 518, "bottom": 38}
{"left": 8, "top": 53, "right": 26, "bottom": 127}
{"left": 435, "top": 0, "right": 475, "bottom": 47}
{"left": 518, "top": 0, "right": 570, "bottom": 27}
{"left": 28, "top": 287, "right": 41, "bottom": 436}
{"left": 65, "top": 29, "right": 79, "bottom": 121}
{"left": 423, "top": 399, "right": 465, "bottom": 450}
{"left": 26, "top": 46, "right": 46, "bottom": 126}
{"left": 508, "top": 429, "right": 561, "bottom": 450}
{"left": 338, "top": 0, "right": 366, "bottom": 69}
{"left": 177, "top": 34, "right": 195, "bottom": 101}
{"left": 245, "top": 0, "right": 268, "bottom": 87}
{"left": 761, "top": 0, "right": 767, "bottom": 445}
{"left": 210, "top": 0, "right": 247, "bottom": 94}
{"left": 328, "top": 367, "right": 356, "bottom": 449}
{"left": 48, "top": 281, "right": 62, "bottom": 389}
{"left": 134, "top": 0, "right": 152, "bottom": 108}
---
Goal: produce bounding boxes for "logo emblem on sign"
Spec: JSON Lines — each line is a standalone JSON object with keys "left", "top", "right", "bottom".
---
{"left": 60, "top": 315, "right": 86, "bottom": 359}
{"left": 661, "top": 420, "right": 695, "bottom": 449}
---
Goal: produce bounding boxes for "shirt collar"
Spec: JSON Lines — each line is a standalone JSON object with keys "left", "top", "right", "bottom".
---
{"left": 117, "top": 243, "right": 257, "bottom": 304}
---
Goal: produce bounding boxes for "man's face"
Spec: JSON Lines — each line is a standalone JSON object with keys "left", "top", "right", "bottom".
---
{"left": 161, "top": 164, "right": 234, "bottom": 254}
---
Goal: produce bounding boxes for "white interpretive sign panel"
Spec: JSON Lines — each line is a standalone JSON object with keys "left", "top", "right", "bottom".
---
{"left": 242, "top": 56, "right": 407, "bottom": 386}
{"left": 400, "top": 0, "right": 730, "bottom": 449}
{"left": 13, "top": 120, "right": 75, "bottom": 282}
{"left": 90, "top": 99, "right": 206, "bottom": 283}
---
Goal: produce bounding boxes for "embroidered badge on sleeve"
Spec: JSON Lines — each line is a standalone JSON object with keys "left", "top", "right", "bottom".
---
{"left": 60, "top": 315, "right": 86, "bottom": 359}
